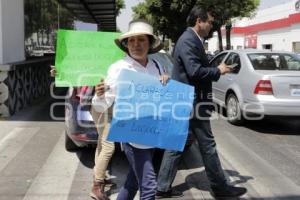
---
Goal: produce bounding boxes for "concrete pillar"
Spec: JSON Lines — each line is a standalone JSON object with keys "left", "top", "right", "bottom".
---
{"left": 0, "top": 0, "right": 25, "bottom": 64}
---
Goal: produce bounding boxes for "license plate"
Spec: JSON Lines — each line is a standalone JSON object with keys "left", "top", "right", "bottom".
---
{"left": 291, "top": 89, "right": 300, "bottom": 96}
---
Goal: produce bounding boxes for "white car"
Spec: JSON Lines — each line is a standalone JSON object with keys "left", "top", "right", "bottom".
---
{"left": 30, "top": 46, "right": 55, "bottom": 57}
{"left": 211, "top": 49, "right": 300, "bottom": 125}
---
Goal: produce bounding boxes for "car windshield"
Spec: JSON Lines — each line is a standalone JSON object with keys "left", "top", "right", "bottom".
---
{"left": 248, "top": 53, "right": 300, "bottom": 71}
{"left": 149, "top": 52, "right": 174, "bottom": 74}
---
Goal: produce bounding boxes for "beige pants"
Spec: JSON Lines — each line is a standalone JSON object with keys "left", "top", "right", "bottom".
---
{"left": 91, "top": 106, "right": 115, "bottom": 181}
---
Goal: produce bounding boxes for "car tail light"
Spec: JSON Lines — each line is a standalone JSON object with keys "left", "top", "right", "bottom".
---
{"left": 254, "top": 80, "right": 273, "bottom": 95}
{"left": 71, "top": 133, "right": 89, "bottom": 141}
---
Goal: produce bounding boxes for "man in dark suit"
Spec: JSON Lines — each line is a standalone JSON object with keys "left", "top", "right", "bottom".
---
{"left": 156, "top": 6, "right": 247, "bottom": 199}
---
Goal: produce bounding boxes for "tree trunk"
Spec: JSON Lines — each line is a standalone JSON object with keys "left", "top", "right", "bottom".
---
{"left": 37, "top": 32, "right": 40, "bottom": 46}
{"left": 46, "top": 31, "right": 50, "bottom": 45}
{"left": 226, "top": 22, "right": 232, "bottom": 50}
{"left": 217, "top": 28, "right": 223, "bottom": 52}
{"left": 41, "top": 31, "right": 45, "bottom": 45}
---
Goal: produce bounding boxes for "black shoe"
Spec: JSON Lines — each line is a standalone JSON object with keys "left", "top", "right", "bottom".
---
{"left": 156, "top": 189, "right": 184, "bottom": 199}
{"left": 211, "top": 185, "right": 247, "bottom": 198}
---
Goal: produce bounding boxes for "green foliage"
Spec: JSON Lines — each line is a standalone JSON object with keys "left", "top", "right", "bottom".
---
{"left": 116, "top": 0, "right": 125, "bottom": 16}
{"left": 24, "top": 0, "right": 74, "bottom": 44}
{"left": 25, "top": 0, "right": 124, "bottom": 49}
{"left": 133, "top": 0, "right": 196, "bottom": 41}
{"left": 132, "top": 0, "right": 259, "bottom": 44}
{"left": 132, "top": 2, "right": 153, "bottom": 22}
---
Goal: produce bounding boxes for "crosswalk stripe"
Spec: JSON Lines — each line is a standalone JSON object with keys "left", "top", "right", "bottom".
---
{"left": 217, "top": 130, "right": 300, "bottom": 198}
{"left": 23, "top": 133, "right": 80, "bottom": 200}
{"left": 0, "top": 127, "right": 40, "bottom": 172}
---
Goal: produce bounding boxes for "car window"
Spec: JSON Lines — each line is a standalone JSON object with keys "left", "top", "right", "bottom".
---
{"left": 224, "top": 53, "right": 241, "bottom": 73}
{"left": 210, "top": 52, "right": 228, "bottom": 67}
{"left": 248, "top": 53, "right": 300, "bottom": 71}
{"left": 149, "top": 52, "right": 174, "bottom": 74}
{"left": 284, "top": 55, "right": 300, "bottom": 70}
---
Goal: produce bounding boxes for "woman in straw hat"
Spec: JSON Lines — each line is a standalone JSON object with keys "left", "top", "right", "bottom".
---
{"left": 92, "top": 19, "right": 169, "bottom": 200}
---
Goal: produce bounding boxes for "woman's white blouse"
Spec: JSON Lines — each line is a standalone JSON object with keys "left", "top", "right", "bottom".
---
{"left": 92, "top": 55, "right": 164, "bottom": 149}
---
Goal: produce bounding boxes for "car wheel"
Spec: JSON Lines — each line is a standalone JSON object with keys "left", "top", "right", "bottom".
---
{"left": 226, "top": 93, "right": 244, "bottom": 125}
{"left": 65, "top": 132, "right": 78, "bottom": 151}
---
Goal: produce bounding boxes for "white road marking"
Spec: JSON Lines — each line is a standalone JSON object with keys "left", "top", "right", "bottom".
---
{"left": 0, "top": 127, "right": 40, "bottom": 172}
{"left": 23, "top": 133, "right": 80, "bottom": 200}
{"left": 217, "top": 130, "right": 300, "bottom": 198}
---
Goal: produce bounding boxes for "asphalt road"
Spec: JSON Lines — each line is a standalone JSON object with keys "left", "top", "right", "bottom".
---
{"left": 209, "top": 113, "right": 300, "bottom": 200}
{"left": 0, "top": 96, "right": 299, "bottom": 200}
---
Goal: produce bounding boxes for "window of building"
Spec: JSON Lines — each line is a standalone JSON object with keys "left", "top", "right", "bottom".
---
{"left": 262, "top": 44, "right": 272, "bottom": 50}
{"left": 292, "top": 42, "right": 300, "bottom": 54}
{"left": 244, "top": 34, "right": 257, "bottom": 49}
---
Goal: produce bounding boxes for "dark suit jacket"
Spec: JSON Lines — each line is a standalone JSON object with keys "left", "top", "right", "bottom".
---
{"left": 172, "top": 28, "right": 221, "bottom": 116}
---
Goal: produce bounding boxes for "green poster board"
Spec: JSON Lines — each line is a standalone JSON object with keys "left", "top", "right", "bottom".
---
{"left": 55, "top": 29, "right": 124, "bottom": 87}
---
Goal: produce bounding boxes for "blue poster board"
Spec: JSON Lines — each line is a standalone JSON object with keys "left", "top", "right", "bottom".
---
{"left": 107, "top": 69, "right": 194, "bottom": 151}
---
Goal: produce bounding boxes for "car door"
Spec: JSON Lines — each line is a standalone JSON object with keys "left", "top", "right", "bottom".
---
{"left": 219, "top": 53, "right": 242, "bottom": 103}
{"left": 210, "top": 52, "right": 229, "bottom": 104}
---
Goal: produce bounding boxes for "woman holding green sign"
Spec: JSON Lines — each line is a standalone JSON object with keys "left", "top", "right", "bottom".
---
{"left": 92, "top": 19, "right": 169, "bottom": 200}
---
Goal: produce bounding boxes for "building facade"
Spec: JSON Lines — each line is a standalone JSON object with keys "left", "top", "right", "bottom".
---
{"left": 208, "top": 0, "right": 300, "bottom": 54}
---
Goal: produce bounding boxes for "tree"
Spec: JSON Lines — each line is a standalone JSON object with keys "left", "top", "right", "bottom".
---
{"left": 192, "top": 0, "right": 259, "bottom": 50}
{"left": 133, "top": 0, "right": 196, "bottom": 42}
{"left": 116, "top": 0, "right": 125, "bottom": 16}
{"left": 226, "top": 0, "right": 259, "bottom": 49}
{"left": 206, "top": 0, "right": 260, "bottom": 50}
{"left": 132, "top": 2, "right": 153, "bottom": 23}
{"left": 24, "top": 0, "right": 74, "bottom": 46}
{"left": 132, "top": 0, "right": 259, "bottom": 50}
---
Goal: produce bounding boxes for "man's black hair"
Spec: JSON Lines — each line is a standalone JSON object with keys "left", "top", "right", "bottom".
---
{"left": 186, "top": 6, "right": 215, "bottom": 27}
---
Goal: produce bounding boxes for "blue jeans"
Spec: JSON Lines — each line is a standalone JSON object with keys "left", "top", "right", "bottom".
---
{"left": 117, "top": 143, "right": 157, "bottom": 200}
{"left": 157, "top": 119, "right": 227, "bottom": 192}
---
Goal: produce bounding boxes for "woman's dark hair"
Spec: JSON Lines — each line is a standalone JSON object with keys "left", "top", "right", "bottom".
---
{"left": 186, "top": 6, "right": 215, "bottom": 26}
{"left": 121, "top": 35, "right": 154, "bottom": 48}
{"left": 147, "top": 35, "right": 155, "bottom": 46}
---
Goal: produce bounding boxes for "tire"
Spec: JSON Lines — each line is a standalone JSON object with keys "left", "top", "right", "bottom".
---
{"left": 226, "top": 93, "right": 244, "bottom": 125}
{"left": 65, "top": 132, "right": 78, "bottom": 152}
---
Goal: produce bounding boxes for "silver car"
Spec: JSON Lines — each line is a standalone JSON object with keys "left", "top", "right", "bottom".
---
{"left": 211, "top": 49, "right": 300, "bottom": 125}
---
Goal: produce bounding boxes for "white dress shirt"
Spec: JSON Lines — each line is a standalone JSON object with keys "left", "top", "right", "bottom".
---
{"left": 191, "top": 27, "right": 204, "bottom": 44}
{"left": 92, "top": 55, "right": 164, "bottom": 149}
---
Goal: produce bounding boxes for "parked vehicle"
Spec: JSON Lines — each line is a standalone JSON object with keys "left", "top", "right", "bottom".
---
{"left": 64, "top": 51, "right": 175, "bottom": 151}
{"left": 211, "top": 49, "right": 300, "bottom": 125}
{"left": 30, "top": 46, "right": 55, "bottom": 57}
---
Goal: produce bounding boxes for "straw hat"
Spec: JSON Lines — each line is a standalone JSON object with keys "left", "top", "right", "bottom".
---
{"left": 115, "top": 19, "right": 163, "bottom": 54}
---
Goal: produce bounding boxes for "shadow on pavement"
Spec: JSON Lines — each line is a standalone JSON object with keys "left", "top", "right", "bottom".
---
{"left": 243, "top": 117, "right": 300, "bottom": 135}
{"left": 75, "top": 147, "right": 96, "bottom": 169}
{"left": 193, "top": 197, "right": 300, "bottom": 200}
{"left": 248, "top": 197, "right": 300, "bottom": 200}
{"left": 214, "top": 106, "right": 300, "bottom": 136}
{"left": 225, "top": 170, "right": 253, "bottom": 185}
{"left": 172, "top": 169, "right": 252, "bottom": 194}
{"left": 175, "top": 142, "right": 253, "bottom": 195}
{"left": 7, "top": 88, "right": 67, "bottom": 122}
